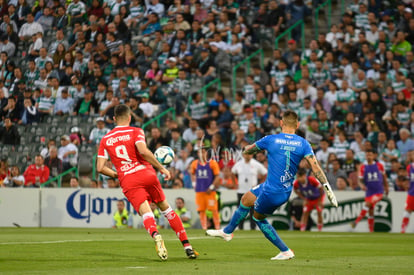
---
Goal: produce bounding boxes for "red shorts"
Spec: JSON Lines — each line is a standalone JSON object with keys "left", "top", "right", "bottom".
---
{"left": 121, "top": 169, "right": 166, "bottom": 212}
{"left": 405, "top": 195, "right": 414, "bottom": 211}
{"left": 303, "top": 195, "right": 324, "bottom": 213}
{"left": 195, "top": 191, "right": 218, "bottom": 212}
{"left": 365, "top": 194, "right": 383, "bottom": 206}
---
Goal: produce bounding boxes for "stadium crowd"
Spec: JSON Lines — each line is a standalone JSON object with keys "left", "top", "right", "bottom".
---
{"left": 0, "top": 0, "right": 414, "bottom": 194}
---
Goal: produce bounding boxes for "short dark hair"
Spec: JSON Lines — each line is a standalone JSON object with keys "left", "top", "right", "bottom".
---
{"left": 176, "top": 197, "right": 185, "bottom": 203}
{"left": 297, "top": 168, "right": 307, "bottom": 176}
{"left": 366, "top": 149, "right": 376, "bottom": 154}
{"left": 114, "top": 104, "right": 131, "bottom": 120}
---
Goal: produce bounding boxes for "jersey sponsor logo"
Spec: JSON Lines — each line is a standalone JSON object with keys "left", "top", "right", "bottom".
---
{"left": 366, "top": 172, "right": 379, "bottom": 181}
{"left": 106, "top": 134, "right": 131, "bottom": 146}
{"left": 197, "top": 169, "right": 208, "bottom": 178}
{"left": 66, "top": 190, "right": 136, "bottom": 223}
{"left": 274, "top": 138, "right": 301, "bottom": 146}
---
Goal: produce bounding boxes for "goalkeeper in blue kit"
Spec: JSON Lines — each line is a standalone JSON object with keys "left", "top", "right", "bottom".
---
{"left": 207, "top": 110, "right": 338, "bottom": 260}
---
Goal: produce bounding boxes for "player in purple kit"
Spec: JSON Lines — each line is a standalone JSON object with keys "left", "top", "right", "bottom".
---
{"left": 351, "top": 150, "right": 389, "bottom": 232}
{"left": 401, "top": 159, "right": 414, "bottom": 233}
{"left": 293, "top": 168, "right": 325, "bottom": 231}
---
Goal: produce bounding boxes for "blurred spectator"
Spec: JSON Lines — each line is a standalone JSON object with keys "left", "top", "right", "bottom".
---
{"left": 112, "top": 200, "right": 133, "bottom": 228}
{"left": 54, "top": 89, "right": 74, "bottom": 115}
{"left": 341, "top": 149, "right": 359, "bottom": 176}
{"left": 173, "top": 149, "right": 194, "bottom": 174}
{"left": 326, "top": 159, "right": 347, "bottom": 190}
{"left": 138, "top": 93, "right": 154, "bottom": 119}
{"left": 174, "top": 197, "right": 191, "bottom": 228}
{"left": 44, "top": 145, "right": 63, "bottom": 179}
{"left": 58, "top": 135, "right": 78, "bottom": 171}
{"left": 397, "top": 128, "right": 414, "bottom": 163}
{"left": 69, "top": 176, "right": 80, "bottom": 188}
{"left": 40, "top": 139, "right": 57, "bottom": 159}
{"left": 18, "top": 12, "right": 43, "bottom": 41}
{"left": 107, "top": 177, "right": 119, "bottom": 188}
{"left": 0, "top": 116, "right": 20, "bottom": 145}
{"left": 196, "top": 48, "right": 215, "bottom": 84}
{"left": 89, "top": 117, "right": 110, "bottom": 145}
{"left": 3, "top": 165, "right": 24, "bottom": 187}
{"left": 1, "top": 96, "right": 20, "bottom": 122}
{"left": 73, "top": 90, "right": 98, "bottom": 117}
{"left": 36, "top": 87, "right": 54, "bottom": 121}
{"left": 0, "top": 157, "right": 9, "bottom": 182}
{"left": 148, "top": 127, "right": 165, "bottom": 152}
{"left": 184, "top": 92, "right": 208, "bottom": 121}
{"left": 23, "top": 154, "right": 49, "bottom": 187}
{"left": 20, "top": 97, "right": 38, "bottom": 124}
{"left": 67, "top": 0, "right": 86, "bottom": 26}
{"left": 231, "top": 153, "right": 267, "bottom": 229}
{"left": 169, "top": 128, "right": 185, "bottom": 153}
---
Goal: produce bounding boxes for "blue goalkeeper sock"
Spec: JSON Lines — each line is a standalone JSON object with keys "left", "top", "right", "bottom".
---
{"left": 223, "top": 203, "right": 250, "bottom": 234}
{"left": 254, "top": 217, "right": 289, "bottom": 252}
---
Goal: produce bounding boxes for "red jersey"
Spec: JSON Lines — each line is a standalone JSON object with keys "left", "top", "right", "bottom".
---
{"left": 98, "top": 126, "right": 152, "bottom": 183}
{"left": 23, "top": 164, "right": 50, "bottom": 186}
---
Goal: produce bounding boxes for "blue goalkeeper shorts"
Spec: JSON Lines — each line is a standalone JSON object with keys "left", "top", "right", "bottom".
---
{"left": 250, "top": 183, "right": 291, "bottom": 215}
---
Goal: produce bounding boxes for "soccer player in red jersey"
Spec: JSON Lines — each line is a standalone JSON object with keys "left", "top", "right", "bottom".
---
{"left": 97, "top": 104, "right": 197, "bottom": 260}
{"left": 351, "top": 150, "right": 389, "bottom": 232}
{"left": 401, "top": 159, "right": 414, "bottom": 233}
{"left": 293, "top": 168, "right": 325, "bottom": 231}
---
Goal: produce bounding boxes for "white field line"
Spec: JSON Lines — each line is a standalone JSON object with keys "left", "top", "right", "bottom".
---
{"left": 0, "top": 234, "right": 365, "bottom": 245}
{"left": 0, "top": 239, "right": 95, "bottom": 245}
{"left": 125, "top": 266, "right": 146, "bottom": 269}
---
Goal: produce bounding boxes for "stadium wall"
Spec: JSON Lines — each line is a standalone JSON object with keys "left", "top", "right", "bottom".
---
{"left": 0, "top": 189, "right": 412, "bottom": 233}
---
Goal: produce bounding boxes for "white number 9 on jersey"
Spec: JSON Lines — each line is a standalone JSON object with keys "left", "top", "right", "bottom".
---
{"left": 115, "top": 145, "right": 132, "bottom": 164}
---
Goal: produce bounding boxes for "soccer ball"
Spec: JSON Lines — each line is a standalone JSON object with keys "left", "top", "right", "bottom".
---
{"left": 154, "top": 146, "right": 175, "bottom": 165}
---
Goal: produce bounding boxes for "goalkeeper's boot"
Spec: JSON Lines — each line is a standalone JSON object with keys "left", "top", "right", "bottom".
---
{"left": 206, "top": 229, "right": 233, "bottom": 241}
{"left": 185, "top": 247, "right": 199, "bottom": 259}
{"left": 154, "top": 234, "right": 168, "bottom": 261}
{"left": 271, "top": 249, "right": 295, "bottom": 261}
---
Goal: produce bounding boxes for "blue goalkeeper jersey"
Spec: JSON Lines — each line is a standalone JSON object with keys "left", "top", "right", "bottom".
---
{"left": 255, "top": 133, "right": 314, "bottom": 193}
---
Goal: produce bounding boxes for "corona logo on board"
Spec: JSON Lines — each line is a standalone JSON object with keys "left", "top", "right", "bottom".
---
{"left": 66, "top": 190, "right": 135, "bottom": 223}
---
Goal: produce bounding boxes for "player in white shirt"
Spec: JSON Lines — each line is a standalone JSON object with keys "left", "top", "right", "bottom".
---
{"left": 231, "top": 153, "right": 267, "bottom": 230}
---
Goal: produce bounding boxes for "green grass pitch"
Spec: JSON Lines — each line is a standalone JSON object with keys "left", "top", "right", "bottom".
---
{"left": 0, "top": 228, "right": 413, "bottom": 275}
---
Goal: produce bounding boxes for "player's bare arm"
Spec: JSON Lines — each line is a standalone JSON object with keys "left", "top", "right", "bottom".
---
{"left": 294, "top": 188, "right": 306, "bottom": 200}
{"left": 243, "top": 143, "right": 261, "bottom": 155}
{"left": 136, "top": 142, "right": 171, "bottom": 180}
{"left": 96, "top": 157, "right": 118, "bottom": 178}
{"left": 317, "top": 186, "right": 324, "bottom": 205}
{"left": 304, "top": 154, "right": 338, "bottom": 207}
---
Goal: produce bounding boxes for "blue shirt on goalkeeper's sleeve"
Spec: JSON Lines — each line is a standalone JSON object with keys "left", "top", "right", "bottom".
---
{"left": 255, "top": 133, "right": 314, "bottom": 193}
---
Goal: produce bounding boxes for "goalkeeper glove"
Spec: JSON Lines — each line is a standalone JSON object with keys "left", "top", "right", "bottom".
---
{"left": 323, "top": 183, "right": 338, "bottom": 207}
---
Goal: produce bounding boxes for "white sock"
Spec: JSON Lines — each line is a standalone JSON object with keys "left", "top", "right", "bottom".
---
{"left": 404, "top": 211, "right": 411, "bottom": 218}
{"left": 161, "top": 207, "right": 173, "bottom": 217}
